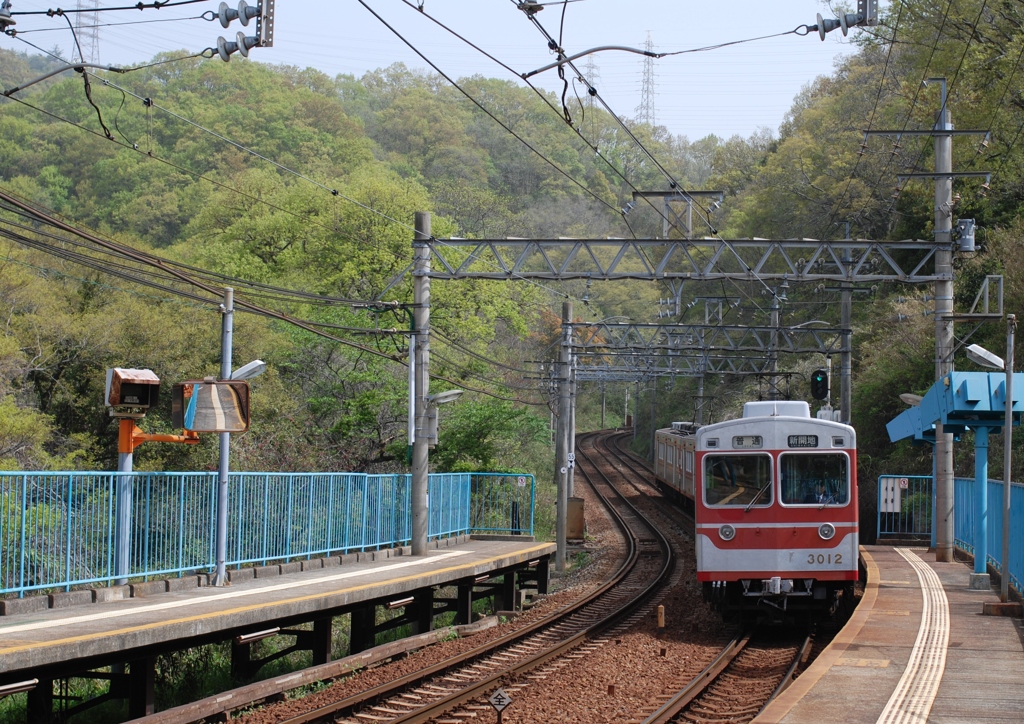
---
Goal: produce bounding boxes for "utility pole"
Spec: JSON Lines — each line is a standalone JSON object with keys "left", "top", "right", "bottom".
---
{"left": 841, "top": 242, "right": 853, "bottom": 425}
{"left": 933, "top": 82, "right": 955, "bottom": 563}
{"left": 864, "top": 78, "right": 989, "bottom": 563}
{"left": 412, "top": 212, "right": 431, "bottom": 556}
{"left": 768, "top": 290, "right": 781, "bottom": 400}
{"left": 649, "top": 375, "right": 657, "bottom": 460}
{"left": 555, "top": 301, "right": 572, "bottom": 571}
{"left": 1001, "top": 315, "right": 1016, "bottom": 602}
{"left": 213, "top": 287, "right": 233, "bottom": 586}
{"left": 568, "top": 358, "right": 576, "bottom": 498}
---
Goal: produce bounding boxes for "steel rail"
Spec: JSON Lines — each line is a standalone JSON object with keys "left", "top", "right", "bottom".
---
{"left": 641, "top": 630, "right": 752, "bottom": 724}
{"left": 375, "top": 431, "right": 673, "bottom": 724}
{"left": 761, "top": 633, "right": 814, "bottom": 712}
{"left": 276, "top": 431, "right": 667, "bottom": 724}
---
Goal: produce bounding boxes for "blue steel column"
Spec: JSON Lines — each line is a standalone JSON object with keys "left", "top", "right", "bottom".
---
{"left": 971, "top": 426, "right": 990, "bottom": 588}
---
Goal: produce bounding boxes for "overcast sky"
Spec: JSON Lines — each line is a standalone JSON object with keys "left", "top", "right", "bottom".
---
{"left": 5, "top": 0, "right": 863, "bottom": 141}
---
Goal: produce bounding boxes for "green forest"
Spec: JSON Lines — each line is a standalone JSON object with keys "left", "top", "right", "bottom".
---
{"left": 2, "top": 0, "right": 1024, "bottom": 534}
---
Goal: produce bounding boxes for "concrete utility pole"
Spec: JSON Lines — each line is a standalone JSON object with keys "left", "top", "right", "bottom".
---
{"left": 213, "top": 287, "right": 234, "bottom": 586}
{"left": 933, "top": 84, "right": 955, "bottom": 563}
{"left": 568, "top": 360, "right": 577, "bottom": 498}
{"left": 555, "top": 301, "right": 572, "bottom": 571}
{"left": 412, "top": 212, "right": 431, "bottom": 556}
{"left": 768, "top": 291, "right": 781, "bottom": 400}
{"left": 841, "top": 242, "right": 853, "bottom": 425}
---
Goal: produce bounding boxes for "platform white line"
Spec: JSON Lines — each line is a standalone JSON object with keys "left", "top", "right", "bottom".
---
{"left": 0, "top": 550, "right": 469, "bottom": 636}
{"left": 876, "top": 547, "right": 949, "bottom": 724}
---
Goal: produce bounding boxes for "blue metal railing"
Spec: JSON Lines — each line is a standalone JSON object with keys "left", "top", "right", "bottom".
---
{"left": 877, "top": 473, "right": 1022, "bottom": 596}
{"left": 1, "top": 470, "right": 535, "bottom": 597}
{"left": 953, "top": 476, "right": 1023, "bottom": 595}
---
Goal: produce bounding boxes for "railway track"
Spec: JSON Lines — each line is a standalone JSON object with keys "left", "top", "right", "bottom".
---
{"left": 260, "top": 431, "right": 674, "bottom": 724}
{"left": 219, "top": 430, "right": 827, "bottom": 724}
{"left": 638, "top": 628, "right": 811, "bottom": 724}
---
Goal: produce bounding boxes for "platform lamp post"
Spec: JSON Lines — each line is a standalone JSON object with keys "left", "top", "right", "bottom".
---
{"left": 212, "top": 287, "right": 265, "bottom": 587}
{"left": 966, "top": 314, "right": 1017, "bottom": 602}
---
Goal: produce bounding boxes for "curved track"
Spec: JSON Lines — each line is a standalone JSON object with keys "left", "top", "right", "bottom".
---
{"left": 267, "top": 431, "right": 675, "bottom": 724}
{"left": 208, "top": 430, "right": 831, "bottom": 724}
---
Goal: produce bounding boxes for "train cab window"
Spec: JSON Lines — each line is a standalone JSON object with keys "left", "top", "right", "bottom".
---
{"left": 703, "top": 454, "right": 772, "bottom": 507}
{"left": 780, "top": 453, "right": 850, "bottom": 506}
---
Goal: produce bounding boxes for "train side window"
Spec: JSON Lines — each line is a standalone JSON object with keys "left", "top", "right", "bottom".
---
{"left": 703, "top": 454, "right": 772, "bottom": 507}
{"left": 685, "top": 450, "right": 693, "bottom": 473}
{"left": 779, "top": 453, "right": 850, "bottom": 505}
{"left": 659, "top": 442, "right": 665, "bottom": 460}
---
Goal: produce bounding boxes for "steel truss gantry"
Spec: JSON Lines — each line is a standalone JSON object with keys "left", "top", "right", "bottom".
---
{"left": 407, "top": 237, "right": 948, "bottom": 283}
{"left": 571, "top": 322, "right": 847, "bottom": 356}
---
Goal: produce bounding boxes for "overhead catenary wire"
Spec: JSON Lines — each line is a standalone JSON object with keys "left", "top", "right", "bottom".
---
{"left": 394, "top": 0, "right": 771, "bottom": 316}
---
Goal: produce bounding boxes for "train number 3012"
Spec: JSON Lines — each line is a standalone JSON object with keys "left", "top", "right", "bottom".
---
{"left": 807, "top": 553, "right": 842, "bottom": 565}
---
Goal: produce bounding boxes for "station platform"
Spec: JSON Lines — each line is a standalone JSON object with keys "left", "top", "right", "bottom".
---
{"left": 0, "top": 536, "right": 553, "bottom": 719}
{"left": 757, "top": 545, "right": 1024, "bottom": 724}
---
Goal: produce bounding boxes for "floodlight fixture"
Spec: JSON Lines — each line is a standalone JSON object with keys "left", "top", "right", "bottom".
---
{"left": 231, "top": 359, "right": 266, "bottom": 381}
{"left": 899, "top": 393, "right": 923, "bottom": 407}
{"left": 966, "top": 343, "right": 1004, "bottom": 370}
{"left": 429, "top": 389, "right": 463, "bottom": 406}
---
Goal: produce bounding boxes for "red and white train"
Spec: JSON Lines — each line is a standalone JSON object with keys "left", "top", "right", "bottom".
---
{"left": 654, "top": 400, "right": 858, "bottom": 619}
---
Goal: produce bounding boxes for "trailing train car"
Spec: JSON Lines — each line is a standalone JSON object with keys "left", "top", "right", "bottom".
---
{"left": 654, "top": 400, "right": 858, "bottom": 620}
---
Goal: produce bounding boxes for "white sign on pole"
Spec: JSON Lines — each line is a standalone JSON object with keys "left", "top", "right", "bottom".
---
{"left": 489, "top": 688, "right": 513, "bottom": 712}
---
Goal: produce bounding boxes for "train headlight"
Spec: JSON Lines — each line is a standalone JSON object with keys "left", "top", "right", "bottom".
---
{"left": 818, "top": 523, "right": 836, "bottom": 540}
{"left": 719, "top": 524, "right": 736, "bottom": 541}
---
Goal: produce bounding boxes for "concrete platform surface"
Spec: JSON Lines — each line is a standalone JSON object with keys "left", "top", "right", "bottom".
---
{"left": 756, "top": 545, "right": 1024, "bottom": 724}
{"left": 0, "top": 538, "right": 554, "bottom": 677}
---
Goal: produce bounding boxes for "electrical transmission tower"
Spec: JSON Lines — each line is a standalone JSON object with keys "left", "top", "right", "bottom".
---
{"left": 583, "top": 54, "right": 601, "bottom": 135}
{"left": 73, "top": 0, "right": 101, "bottom": 63}
{"left": 635, "top": 32, "right": 656, "bottom": 126}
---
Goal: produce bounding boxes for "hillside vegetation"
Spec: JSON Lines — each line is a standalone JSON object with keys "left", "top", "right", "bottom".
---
{"left": 1, "top": 1, "right": 1024, "bottom": 530}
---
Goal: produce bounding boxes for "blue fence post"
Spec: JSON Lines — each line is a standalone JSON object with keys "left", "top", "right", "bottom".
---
{"left": 18, "top": 473, "right": 27, "bottom": 597}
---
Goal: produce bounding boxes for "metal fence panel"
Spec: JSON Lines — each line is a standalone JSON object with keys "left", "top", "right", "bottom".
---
{"left": 954, "top": 477, "right": 1023, "bottom": 595}
{"left": 470, "top": 474, "right": 535, "bottom": 536}
{"left": 2, "top": 470, "right": 510, "bottom": 597}
{"left": 876, "top": 475, "right": 933, "bottom": 541}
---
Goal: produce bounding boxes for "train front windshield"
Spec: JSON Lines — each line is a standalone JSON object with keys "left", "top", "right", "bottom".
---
{"left": 704, "top": 454, "right": 772, "bottom": 507}
{"left": 780, "top": 453, "right": 849, "bottom": 505}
